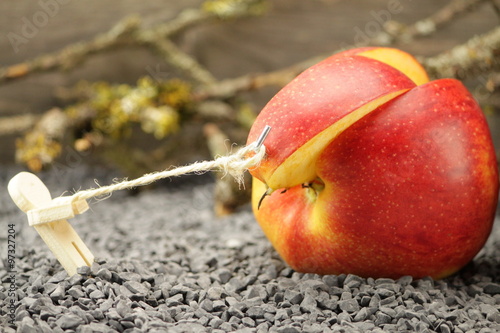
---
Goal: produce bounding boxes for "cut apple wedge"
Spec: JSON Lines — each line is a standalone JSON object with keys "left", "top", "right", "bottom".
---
{"left": 266, "top": 88, "right": 409, "bottom": 189}
{"left": 247, "top": 54, "right": 417, "bottom": 189}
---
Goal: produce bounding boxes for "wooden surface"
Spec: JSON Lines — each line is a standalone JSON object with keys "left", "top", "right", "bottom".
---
{"left": 0, "top": 0, "right": 498, "bottom": 162}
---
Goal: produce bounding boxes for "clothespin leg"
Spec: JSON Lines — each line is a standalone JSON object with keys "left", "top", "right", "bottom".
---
{"left": 8, "top": 172, "right": 94, "bottom": 276}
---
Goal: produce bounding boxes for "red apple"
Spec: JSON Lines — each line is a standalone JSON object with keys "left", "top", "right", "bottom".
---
{"left": 247, "top": 47, "right": 499, "bottom": 279}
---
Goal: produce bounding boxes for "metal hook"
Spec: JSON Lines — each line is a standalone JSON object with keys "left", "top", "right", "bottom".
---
{"left": 254, "top": 125, "right": 271, "bottom": 152}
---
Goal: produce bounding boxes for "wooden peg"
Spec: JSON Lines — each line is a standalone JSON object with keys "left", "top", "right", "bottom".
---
{"left": 8, "top": 172, "right": 94, "bottom": 276}
{"left": 27, "top": 196, "right": 89, "bottom": 227}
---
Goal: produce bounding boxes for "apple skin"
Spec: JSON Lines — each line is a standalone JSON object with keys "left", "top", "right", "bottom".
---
{"left": 248, "top": 49, "right": 499, "bottom": 279}
{"left": 247, "top": 52, "right": 416, "bottom": 189}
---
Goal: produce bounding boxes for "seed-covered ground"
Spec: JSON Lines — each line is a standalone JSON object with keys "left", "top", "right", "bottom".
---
{"left": 1, "top": 166, "right": 499, "bottom": 332}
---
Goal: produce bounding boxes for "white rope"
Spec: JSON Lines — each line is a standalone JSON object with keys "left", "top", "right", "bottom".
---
{"left": 70, "top": 142, "right": 266, "bottom": 202}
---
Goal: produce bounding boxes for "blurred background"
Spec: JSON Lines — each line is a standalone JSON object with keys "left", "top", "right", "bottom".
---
{"left": 1, "top": 0, "right": 499, "bottom": 213}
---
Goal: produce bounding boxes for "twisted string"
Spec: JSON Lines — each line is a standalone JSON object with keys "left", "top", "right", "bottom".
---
{"left": 69, "top": 143, "right": 266, "bottom": 202}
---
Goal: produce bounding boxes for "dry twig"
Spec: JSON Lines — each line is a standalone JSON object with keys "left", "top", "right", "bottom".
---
{"left": 0, "top": 0, "right": 264, "bottom": 85}
{"left": 385, "top": 0, "right": 490, "bottom": 42}
{"left": 421, "top": 26, "right": 500, "bottom": 79}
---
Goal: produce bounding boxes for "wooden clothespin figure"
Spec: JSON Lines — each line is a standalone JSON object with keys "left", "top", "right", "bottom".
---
{"left": 6, "top": 126, "right": 271, "bottom": 277}
{"left": 8, "top": 172, "right": 94, "bottom": 276}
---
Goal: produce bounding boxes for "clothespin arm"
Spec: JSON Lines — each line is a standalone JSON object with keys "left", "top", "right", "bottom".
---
{"left": 8, "top": 172, "right": 94, "bottom": 276}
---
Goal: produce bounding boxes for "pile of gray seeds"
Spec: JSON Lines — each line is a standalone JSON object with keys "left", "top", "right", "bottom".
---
{"left": 1, "top": 167, "right": 499, "bottom": 332}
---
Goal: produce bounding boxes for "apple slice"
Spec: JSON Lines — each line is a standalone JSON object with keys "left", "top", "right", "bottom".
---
{"left": 266, "top": 89, "right": 408, "bottom": 189}
{"left": 247, "top": 53, "right": 416, "bottom": 190}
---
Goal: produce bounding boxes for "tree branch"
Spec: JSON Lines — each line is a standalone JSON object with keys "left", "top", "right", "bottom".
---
{"left": 194, "top": 55, "right": 325, "bottom": 99}
{"left": 488, "top": 0, "right": 500, "bottom": 20}
{"left": 0, "top": 17, "right": 140, "bottom": 83}
{"left": 140, "top": 37, "right": 217, "bottom": 85}
{"left": 385, "top": 0, "right": 490, "bottom": 42}
{"left": 421, "top": 26, "right": 500, "bottom": 79}
{"left": 0, "top": 114, "right": 41, "bottom": 136}
{"left": 0, "top": 0, "right": 266, "bottom": 85}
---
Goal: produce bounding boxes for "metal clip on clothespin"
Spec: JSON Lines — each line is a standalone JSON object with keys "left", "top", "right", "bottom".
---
{"left": 8, "top": 172, "right": 94, "bottom": 276}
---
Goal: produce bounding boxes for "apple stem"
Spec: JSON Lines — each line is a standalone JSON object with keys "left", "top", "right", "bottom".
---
{"left": 257, "top": 186, "right": 275, "bottom": 210}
